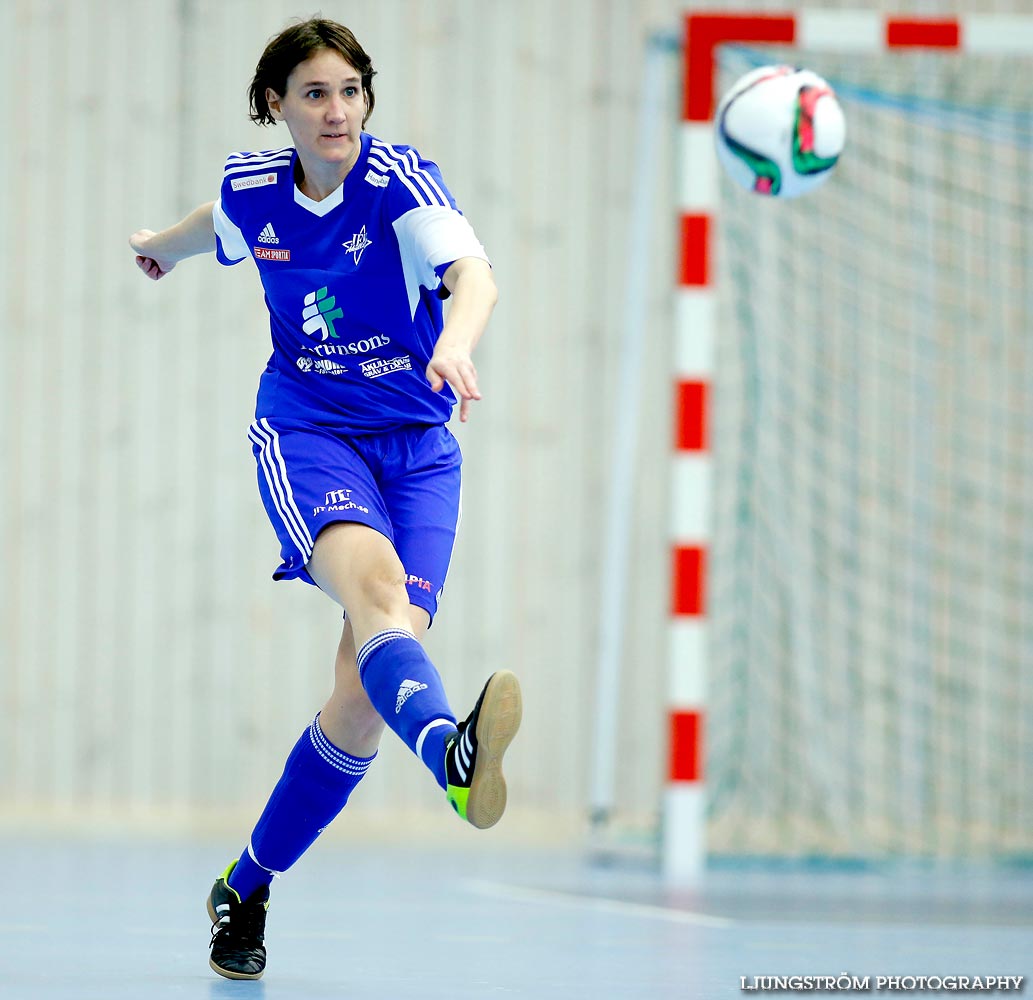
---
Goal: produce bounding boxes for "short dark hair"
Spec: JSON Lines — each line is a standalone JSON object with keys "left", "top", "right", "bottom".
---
{"left": 248, "top": 18, "right": 376, "bottom": 127}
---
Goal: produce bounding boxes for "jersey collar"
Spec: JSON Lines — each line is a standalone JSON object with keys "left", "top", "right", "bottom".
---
{"left": 292, "top": 133, "right": 371, "bottom": 217}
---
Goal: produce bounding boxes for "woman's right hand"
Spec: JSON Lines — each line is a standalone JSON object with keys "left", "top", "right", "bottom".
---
{"left": 129, "top": 229, "right": 177, "bottom": 280}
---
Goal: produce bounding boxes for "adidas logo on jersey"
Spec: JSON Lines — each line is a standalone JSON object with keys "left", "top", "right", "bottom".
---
{"left": 396, "top": 679, "right": 428, "bottom": 714}
{"left": 257, "top": 223, "right": 279, "bottom": 245}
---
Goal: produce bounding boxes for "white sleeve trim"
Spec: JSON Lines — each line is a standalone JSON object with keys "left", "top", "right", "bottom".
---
{"left": 213, "top": 198, "right": 250, "bottom": 263}
{"left": 392, "top": 206, "right": 488, "bottom": 317}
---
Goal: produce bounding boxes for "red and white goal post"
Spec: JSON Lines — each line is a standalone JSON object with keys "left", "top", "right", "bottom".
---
{"left": 666, "top": 9, "right": 1033, "bottom": 879}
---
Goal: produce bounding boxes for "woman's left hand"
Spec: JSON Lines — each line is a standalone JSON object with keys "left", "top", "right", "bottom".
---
{"left": 426, "top": 347, "right": 482, "bottom": 422}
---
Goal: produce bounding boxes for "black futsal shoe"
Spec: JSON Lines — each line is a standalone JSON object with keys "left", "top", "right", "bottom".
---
{"left": 445, "top": 670, "right": 523, "bottom": 829}
{"left": 206, "top": 862, "right": 269, "bottom": 980}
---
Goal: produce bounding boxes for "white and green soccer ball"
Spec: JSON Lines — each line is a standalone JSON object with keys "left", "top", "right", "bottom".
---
{"left": 714, "top": 65, "right": 846, "bottom": 198}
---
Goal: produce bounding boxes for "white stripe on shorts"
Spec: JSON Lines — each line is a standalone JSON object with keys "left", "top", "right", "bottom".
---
{"left": 248, "top": 420, "right": 314, "bottom": 562}
{"left": 257, "top": 419, "right": 315, "bottom": 552}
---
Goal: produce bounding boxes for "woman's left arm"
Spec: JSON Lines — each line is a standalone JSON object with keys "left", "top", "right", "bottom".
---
{"left": 426, "top": 257, "right": 498, "bottom": 423}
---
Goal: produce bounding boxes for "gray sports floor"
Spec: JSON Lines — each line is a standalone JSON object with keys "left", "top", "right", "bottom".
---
{"left": 2, "top": 834, "right": 1029, "bottom": 999}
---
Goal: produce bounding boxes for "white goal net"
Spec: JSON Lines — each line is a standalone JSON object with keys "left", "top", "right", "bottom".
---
{"left": 708, "top": 44, "right": 1033, "bottom": 859}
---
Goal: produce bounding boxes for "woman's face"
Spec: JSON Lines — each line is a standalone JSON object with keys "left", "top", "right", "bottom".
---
{"left": 266, "top": 48, "right": 367, "bottom": 173}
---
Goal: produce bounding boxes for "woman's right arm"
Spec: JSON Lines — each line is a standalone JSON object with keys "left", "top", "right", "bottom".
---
{"left": 129, "top": 200, "right": 217, "bottom": 281}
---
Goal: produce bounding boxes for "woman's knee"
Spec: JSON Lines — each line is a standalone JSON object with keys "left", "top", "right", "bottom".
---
{"left": 356, "top": 566, "right": 410, "bottom": 618}
{"left": 309, "top": 523, "right": 409, "bottom": 621}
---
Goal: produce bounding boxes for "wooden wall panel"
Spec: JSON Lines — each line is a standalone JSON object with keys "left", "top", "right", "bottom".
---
{"left": 5, "top": 0, "right": 1023, "bottom": 837}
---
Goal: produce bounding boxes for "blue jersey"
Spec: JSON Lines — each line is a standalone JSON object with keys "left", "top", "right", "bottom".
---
{"left": 213, "top": 132, "right": 488, "bottom": 433}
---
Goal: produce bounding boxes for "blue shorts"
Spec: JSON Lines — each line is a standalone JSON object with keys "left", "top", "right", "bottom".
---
{"left": 247, "top": 418, "right": 463, "bottom": 620}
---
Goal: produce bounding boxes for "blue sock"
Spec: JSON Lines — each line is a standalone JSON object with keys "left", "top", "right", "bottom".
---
{"left": 356, "top": 628, "right": 457, "bottom": 789}
{"left": 227, "top": 715, "right": 376, "bottom": 902}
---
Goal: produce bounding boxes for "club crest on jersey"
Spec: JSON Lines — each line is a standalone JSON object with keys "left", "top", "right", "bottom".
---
{"left": 342, "top": 225, "right": 372, "bottom": 265}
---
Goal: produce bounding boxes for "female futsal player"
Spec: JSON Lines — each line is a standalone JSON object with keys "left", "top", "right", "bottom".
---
{"left": 129, "top": 17, "right": 521, "bottom": 981}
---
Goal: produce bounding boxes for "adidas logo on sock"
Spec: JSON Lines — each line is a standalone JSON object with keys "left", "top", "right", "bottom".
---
{"left": 257, "top": 222, "right": 279, "bottom": 244}
{"left": 396, "top": 679, "right": 428, "bottom": 714}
